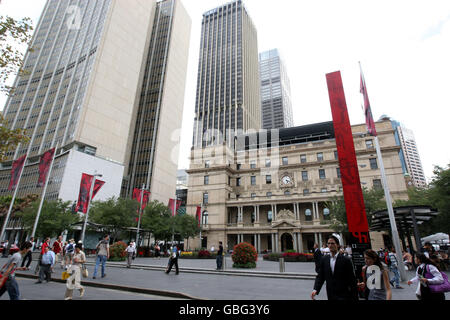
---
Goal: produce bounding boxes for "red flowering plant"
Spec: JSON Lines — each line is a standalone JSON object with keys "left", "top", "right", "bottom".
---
{"left": 232, "top": 242, "right": 257, "bottom": 268}
{"left": 198, "top": 250, "right": 211, "bottom": 258}
{"left": 108, "top": 241, "right": 127, "bottom": 261}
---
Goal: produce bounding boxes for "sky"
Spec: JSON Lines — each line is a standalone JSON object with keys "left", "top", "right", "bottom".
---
{"left": 1, "top": 0, "right": 450, "bottom": 182}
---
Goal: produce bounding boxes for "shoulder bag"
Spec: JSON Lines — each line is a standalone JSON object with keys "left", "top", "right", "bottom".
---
{"left": 426, "top": 264, "right": 450, "bottom": 293}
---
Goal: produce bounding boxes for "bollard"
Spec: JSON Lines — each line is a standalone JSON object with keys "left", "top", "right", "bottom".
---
{"left": 279, "top": 257, "right": 285, "bottom": 273}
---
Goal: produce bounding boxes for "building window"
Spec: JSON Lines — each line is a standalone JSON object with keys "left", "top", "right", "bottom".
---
{"left": 251, "top": 176, "right": 256, "bottom": 185}
{"left": 266, "top": 192, "right": 272, "bottom": 197}
{"left": 203, "top": 193, "right": 208, "bottom": 205}
{"left": 321, "top": 188, "right": 327, "bottom": 193}
{"left": 366, "top": 139, "right": 374, "bottom": 149}
{"left": 282, "top": 156, "right": 288, "bottom": 165}
{"left": 284, "top": 190, "right": 290, "bottom": 195}
{"left": 303, "top": 189, "right": 309, "bottom": 195}
{"left": 236, "top": 194, "right": 240, "bottom": 199}
{"left": 302, "top": 171, "right": 308, "bottom": 181}
{"left": 250, "top": 160, "right": 256, "bottom": 169}
{"left": 228, "top": 176, "right": 231, "bottom": 185}
{"left": 236, "top": 177, "right": 241, "bottom": 186}
{"left": 251, "top": 193, "right": 256, "bottom": 199}
{"left": 202, "top": 211, "right": 208, "bottom": 225}
{"left": 323, "top": 208, "right": 330, "bottom": 220}
{"left": 373, "top": 179, "right": 382, "bottom": 189}
{"left": 205, "top": 160, "right": 210, "bottom": 168}
{"left": 265, "top": 159, "right": 271, "bottom": 167}
{"left": 267, "top": 210, "right": 273, "bottom": 223}
{"left": 334, "top": 151, "right": 338, "bottom": 160}
{"left": 317, "top": 152, "right": 323, "bottom": 162}
{"left": 370, "top": 158, "right": 378, "bottom": 170}
{"left": 237, "top": 163, "right": 241, "bottom": 170}
{"left": 319, "top": 169, "right": 326, "bottom": 179}
{"left": 204, "top": 176, "right": 209, "bottom": 185}
{"left": 266, "top": 175, "right": 272, "bottom": 184}
{"left": 336, "top": 167, "right": 341, "bottom": 178}
{"left": 300, "top": 154, "right": 307, "bottom": 163}
{"left": 305, "top": 209, "right": 312, "bottom": 221}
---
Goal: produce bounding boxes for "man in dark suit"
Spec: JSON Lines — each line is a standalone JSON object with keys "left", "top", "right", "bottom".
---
{"left": 313, "top": 243, "right": 322, "bottom": 273}
{"left": 311, "top": 235, "right": 358, "bottom": 300}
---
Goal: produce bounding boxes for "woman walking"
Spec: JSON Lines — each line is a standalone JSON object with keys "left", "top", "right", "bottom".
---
{"left": 407, "top": 253, "right": 445, "bottom": 300}
{"left": 357, "top": 249, "right": 392, "bottom": 300}
{"left": 125, "top": 241, "right": 136, "bottom": 268}
{"left": 64, "top": 243, "right": 86, "bottom": 300}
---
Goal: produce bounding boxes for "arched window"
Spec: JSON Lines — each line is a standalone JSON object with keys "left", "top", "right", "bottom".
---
{"left": 202, "top": 211, "right": 208, "bottom": 225}
{"left": 305, "top": 209, "right": 312, "bottom": 221}
{"left": 267, "top": 210, "right": 272, "bottom": 223}
{"left": 323, "top": 208, "right": 330, "bottom": 220}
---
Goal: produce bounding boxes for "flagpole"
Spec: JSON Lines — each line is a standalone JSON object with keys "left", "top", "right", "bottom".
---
{"left": 136, "top": 183, "right": 145, "bottom": 251}
{"left": 80, "top": 171, "right": 101, "bottom": 245}
{"left": 199, "top": 203, "right": 203, "bottom": 250}
{"left": 31, "top": 142, "right": 59, "bottom": 239}
{"left": 0, "top": 155, "right": 27, "bottom": 242}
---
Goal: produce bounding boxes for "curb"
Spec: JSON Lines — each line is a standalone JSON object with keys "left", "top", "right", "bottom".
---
{"left": 15, "top": 272, "right": 204, "bottom": 300}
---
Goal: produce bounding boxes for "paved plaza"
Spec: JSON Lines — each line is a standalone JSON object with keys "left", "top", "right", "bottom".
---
{"left": 2, "top": 254, "right": 448, "bottom": 300}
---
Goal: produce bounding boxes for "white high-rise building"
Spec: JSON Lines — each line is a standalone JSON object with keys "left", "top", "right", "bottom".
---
{"left": 397, "top": 126, "right": 427, "bottom": 187}
{"left": 259, "top": 49, "right": 293, "bottom": 129}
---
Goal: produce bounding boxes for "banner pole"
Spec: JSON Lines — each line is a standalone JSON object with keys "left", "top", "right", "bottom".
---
{"left": 136, "top": 183, "right": 145, "bottom": 252}
{"left": 80, "top": 173, "right": 97, "bottom": 245}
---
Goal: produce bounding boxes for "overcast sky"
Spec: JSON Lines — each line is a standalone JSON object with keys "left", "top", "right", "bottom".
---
{"left": 1, "top": 0, "right": 449, "bottom": 182}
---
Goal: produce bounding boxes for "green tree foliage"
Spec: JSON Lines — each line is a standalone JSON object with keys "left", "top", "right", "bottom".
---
{"left": 0, "top": 113, "right": 29, "bottom": 161}
{"left": 173, "top": 213, "right": 200, "bottom": 248}
{"left": 88, "top": 197, "right": 138, "bottom": 242}
{"left": 16, "top": 199, "right": 79, "bottom": 238}
{"left": 325, "top": 187, "right": 386, "bottom": 232}
{"left": 141, "top": 200, "right": 172, "bottom": 242}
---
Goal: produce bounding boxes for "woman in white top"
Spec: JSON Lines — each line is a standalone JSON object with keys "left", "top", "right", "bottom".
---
{"left": 64, "top": 243, "right": 86, "bottom": 300}
{"left": 124, "top": 242, "right": 136, "bottom": 268}
{"left": 407, "top": 253, "right": 445, "bottom": 300}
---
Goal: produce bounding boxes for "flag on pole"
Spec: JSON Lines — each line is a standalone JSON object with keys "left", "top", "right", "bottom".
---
{"left": 168, "top": 198, "right": 181, "bottom": 216}
{"left": 359, "top": 63, "right": 377, "bottom": 136}
{"left": 132, "top": 188, "right": 150, "bottom": 210}
{"left": 75, "top": 173, "right": 105, "bottom": 213}
{"left": 8, "top": 154, "right": 27, "bottom": 190}
{"left": 37, "top": 147, "right": 55, "bottom": 187}
{"left": 196, "top": 206, "right": 202, "bottom": 226}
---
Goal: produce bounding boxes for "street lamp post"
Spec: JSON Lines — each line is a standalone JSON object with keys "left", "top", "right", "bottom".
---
{"left": 80, "top": 171, "right": 102, "bottom": 246}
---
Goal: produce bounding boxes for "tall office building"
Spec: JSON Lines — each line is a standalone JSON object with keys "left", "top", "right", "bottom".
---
{"left": 0, "top": 0, "right": 191, "bottom": 205}
{"left": 259, "top": 49, "right": 293, "bottom": 129}
{"left": 192, "top": 0, "right": 261, "bottom": 147}
{"left": 397, "top": 125, "right": 427, "bottom": 188}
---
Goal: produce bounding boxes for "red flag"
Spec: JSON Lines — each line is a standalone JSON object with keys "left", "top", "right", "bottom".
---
{"left": 168, "top": 198, "right": 181, "bottom": 216}
{"left": 132, "top": 188, "right": 151, "bottom": 210}
{"left": 196, "top": 206, "right": 201, "bottom": 226}
{"left": 360, "top": 64, "right": 377, "bottom": 136}
{"left": 132, "top": 188, "right": 141, "bottom": 202}
{"left": 8, "top": 154, "right": 27, "bottom": 190}
{"left": 37, "top": 148, "right": 55, "bottom": 187}
{"left": 141, "top": 190, "right": 150, "bottom": 210}
{"left": 75, "top": 173, "right": 105, "bottom": 213}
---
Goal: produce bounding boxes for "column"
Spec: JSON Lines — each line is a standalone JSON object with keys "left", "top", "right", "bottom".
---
{"left": 293, "top": 232, "right": 298, "bottom": 252}
{"left": 257, "top": 234, "right": 261, "bottom": 254}
{"left": 275, "top": 233, "right": 279, "bottom": 252}
{"left": 296, "top": 203, "right": 300, "bottom": 220}
{"left": 254, "top": 234, "right": 257, "bottom": 251}
{"left": 314, "top": 233, "right": 318, "bottom": 244}
{"left": 270, "top": 234, "right": 274, "bottom": 251}
{"left": 298, "top": 233, "right": 304, "bottom": 253}
{"left": 256, "top": 205, "right": 260, "bottom": 222}
{"left": 274, "top": 204, "right": 277, "bottom": 221}
{"left": 312, "top": 202, "right": 316, "bottom": 219}
{"left": 319, "top": 233, "right": 323, "bottom": 247}
{"left": 238, "top": 207, "right": 243, "bottom": 223}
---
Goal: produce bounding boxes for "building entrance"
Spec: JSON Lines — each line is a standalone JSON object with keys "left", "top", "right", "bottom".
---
{"left": 281, "top": 233, "right": 293, "bottom": 252}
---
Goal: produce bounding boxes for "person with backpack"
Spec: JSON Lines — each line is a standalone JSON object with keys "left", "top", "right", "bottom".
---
{"left": 407, "top": 253, "right": 446, "bottom": 300}
{"left": 93, "top": 235, "right": 110, "bottom": 279}
{"left": 388, "top": 247, "right": 403, "bottom": 289}
{"left": 64, "top": 239, "right": 75, "bottom": 268}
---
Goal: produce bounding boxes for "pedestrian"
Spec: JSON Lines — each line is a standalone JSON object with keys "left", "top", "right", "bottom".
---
{"left": 311, "top": 235, "right": 358, "bottom": 300}
{"left": 64, "top": 243, "right": 86, "bottom": 300}
{"left": 64, "top": 239, "right": 75, "bottom": 268}
{"left": 35, "top": 245, "right": 54, "bottom": 283}
{"left": 357, "top": 249, "right": 392, "bottom": 300}
{"left": 403, "top": 250, "right": 413, "bottom": 271}
{"left": 313, "top": 243, "right": 322, "bottom": 274}
{"left": 165, "top": 245, "right": 179, "bottom": 275}
{"left": 407, "top": 253, "right": 445, "bottom": 300}
{"left": 216, "top": 241, "right": 224, "bottom": 270}
{"left": 93, "top": 234, "right": 109, "bottom": 279}
{"left": 52, "top": 235, "right": 63, "bottom": 268}
{"left": 211, "top": 245, "right": 215, "bottom": 253}
{"left": 20, "top": 237, "right": 35, "bottom": 270}
{"left": 388, "top": 247, "right": 404, "bottom": 289}
{"left": 124, "top": 241, "right": 136, "bottom": 268}
{"left": 0, "top": 241, "right": 32, "bottom": 300}
{"left": 155, "top": 243, "right": 161, "bottom": 259}
{"left": 345, "top": 245, "right": 352, "bottom": 258}
{"left": 1, "top": 240, "right": 9, "bottom": 257}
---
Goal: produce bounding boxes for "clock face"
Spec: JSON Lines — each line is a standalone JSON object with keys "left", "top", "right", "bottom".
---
{"left": 282, "top": 176, "right": 291, "bottom": 184}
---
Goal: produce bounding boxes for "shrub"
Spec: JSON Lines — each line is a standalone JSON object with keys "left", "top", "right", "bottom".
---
{"left": 232, "top": 242, "right": 257, "bottom": 268}
{"left": 109, "top": 241, "right": 127, "bottom": 261}
{"left": 198, "top": 250, "right": 211, "bottom": 258}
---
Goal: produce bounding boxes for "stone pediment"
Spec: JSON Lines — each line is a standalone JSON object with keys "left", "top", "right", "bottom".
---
{"left": 272, "top": 220, "right": 298, "bottom": 228}
{"left": 275, "top": 209, "right": 295, "bottom": 221}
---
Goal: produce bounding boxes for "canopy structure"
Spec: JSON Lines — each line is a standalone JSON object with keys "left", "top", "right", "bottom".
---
{"left": 421, "top": 232, "right": 449, "bottom": 244}
{"left": 370, "top": 205, "right": 439, "bottom": 252}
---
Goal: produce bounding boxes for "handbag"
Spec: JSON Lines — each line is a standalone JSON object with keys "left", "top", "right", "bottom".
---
{"left": 61, "top": 271, "right": 70, "bottom": 280}
{"left": 426, "top": 265, "right": 450, "bottom": 293}
{"left": 81, "top": 264, "right": 88, "bottom": 278}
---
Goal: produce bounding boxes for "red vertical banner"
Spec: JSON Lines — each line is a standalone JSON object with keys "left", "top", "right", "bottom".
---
{"left": 168, "top": 199, "right": 181, "bottom": 216}
{"left": 8, "top": 154, "right": 27, "bottom": 190}
{"left": 141, "top": 190, "right": 150, "bottom": 210}
{"left": 196, "top": 206, "right": 201, "bottom": 226}
{"left": 37, "top": 148, "right": 55, "bottom": 187}
{"left": 326, "top": 71, "right": 369, "bottom": 233}
{"left": 132, "top": 188, "right": 141, "bottom": 202}
{"left": 75, "top": 173, "right": 105, "bottom": 213}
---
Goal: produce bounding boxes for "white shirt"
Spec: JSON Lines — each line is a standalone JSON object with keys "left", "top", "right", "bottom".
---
{"left": 409, "top": 263, "right": 444, "bottom": 296}
{"left": 330, "top": 252, "right": 339, "bottom": 274}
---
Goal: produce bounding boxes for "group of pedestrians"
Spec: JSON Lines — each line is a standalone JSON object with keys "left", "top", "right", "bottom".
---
{"left": 312, "top": 235, "right": 448, "bottom": 300}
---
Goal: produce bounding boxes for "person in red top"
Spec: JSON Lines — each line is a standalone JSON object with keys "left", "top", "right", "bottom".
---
{"left": 52, "top": 236, "right": 63, "bottom": 269}
{"left": 35, "top": 237, "right": 50, "bottom": 275}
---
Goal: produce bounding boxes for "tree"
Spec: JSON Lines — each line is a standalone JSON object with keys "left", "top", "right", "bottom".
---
{"left": 0, "top": 112, "right": 29, "bottom": 161}
{"left": 0, "top": 15, "right": 33, "bottom": 94}
{"left": 16, "top": 199, "right": 79, "bottom": 238}
{"left": 141, "top": 200, "right": 172, "bottom": 243}
{"left": 88, "top": 197, "right": 138, "bottom": 242}
{"left": 173, "top": 214, "right": 200, "bottom": 248}
{"left": 325, "top": 187, "right": 386, "bottom": 232}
